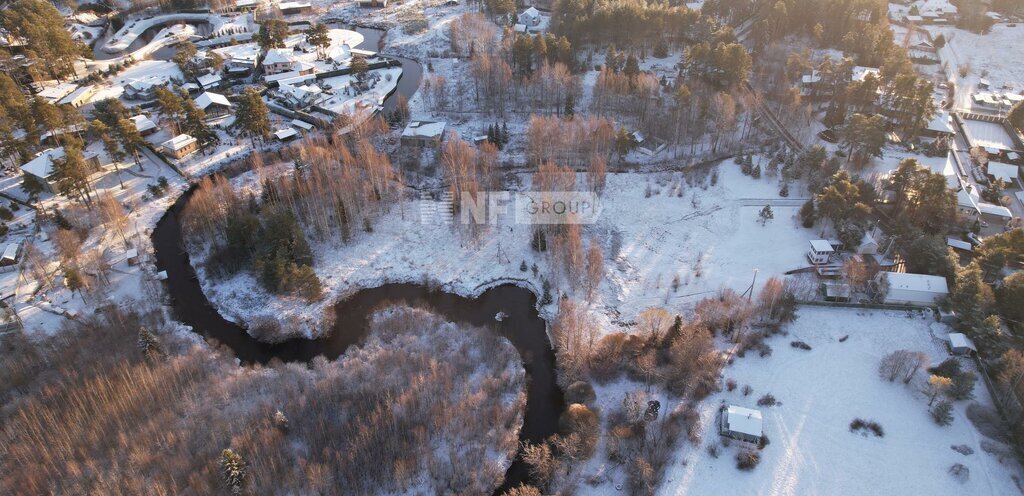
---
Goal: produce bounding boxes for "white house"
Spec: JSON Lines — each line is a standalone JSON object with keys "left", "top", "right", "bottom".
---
{"left": 720, "top": 405, "right": 763, "bottom": 443}
{"left": 263, "top": 48, "right": 298, "bottom": 75}
{"left": 276, "top": 83, "right": 322, "bottom": 109}
{"left": 858, "top": 232, "right": 879, "bottom": 256}
{"left": 520, "top": 7, "right": 542, "bottom": 26}
{"left": 877, "top": 272, "right": 949, "bottom": 306}
{"left": 807, "top": 239, "right": 835, "bottom": 265}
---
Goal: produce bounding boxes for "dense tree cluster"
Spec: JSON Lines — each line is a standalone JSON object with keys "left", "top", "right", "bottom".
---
{"left": 0, "top": 0, "right": 84, "bottom": 80}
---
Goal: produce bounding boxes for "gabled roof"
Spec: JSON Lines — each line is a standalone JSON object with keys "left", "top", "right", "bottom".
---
{"left": 195, "top": 92, "right": 231, "bottom": 110}
{"left": 522, "top": 6, "right": 540, "bottom": 17}
{"left": 197, "top": 73, "right": 222, "bottom": 88}
{"left": 162, "top": 134, "right": 197, "bottom": 151}
{"left": 130, "top": 114, "right": 156, "bottom": 133}
{"left": 291, "top": 118, "right": 314, "bottom": 130}
{"left": 20, "top": 147, "right": 65, "bottom": 179}
{"left": 263, "top": 48, "right": 296, "bottom": 67}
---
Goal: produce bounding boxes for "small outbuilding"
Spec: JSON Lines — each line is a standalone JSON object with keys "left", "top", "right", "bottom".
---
{"left": 720, "top": 405, "right": 763, "bottom": 444}
{"left": 808, "top": 239, "right": 835, "bottom": 265}
{"left": 858, "top": 232, "right": 879, "bottom": 255}
{"left": 0, "top": 243, "right": 20, "bottom": 267}
{"left": 948, "top": 333, "right": 977, "bottom": 356}
{"left": 161, "top": 134, "right": 199, "bottom": 160}
{"left": 876, "top": 272, "right": 949, "bottom": 307}
{"left": 126, "top": 248, "right": 139, "bottom": 266}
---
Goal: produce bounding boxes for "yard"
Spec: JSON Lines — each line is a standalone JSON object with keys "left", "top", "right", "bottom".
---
{"left": 661, "top": 306, "right": 1022, "bottom": 495}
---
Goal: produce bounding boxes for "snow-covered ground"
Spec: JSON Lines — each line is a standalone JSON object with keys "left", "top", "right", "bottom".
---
{"left": 192, "top": 156, "right": 811, "bottom": 339}
{"left": 102, "top": 12, "right": 248, "bottom": 53}
{"left": 929, "top": 23, "right": 1024, "bottom": 111}
{"left": 658, "top": 306, "right": 1022, "bottom": 495}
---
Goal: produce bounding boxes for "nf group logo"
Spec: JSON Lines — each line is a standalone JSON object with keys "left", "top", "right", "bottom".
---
{"left": 420, "top": 191, "right": 600, "bottom": 225}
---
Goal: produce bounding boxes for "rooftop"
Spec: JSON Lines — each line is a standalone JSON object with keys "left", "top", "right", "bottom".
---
{"left": 724, "top": 405, "right": 763, "bottom": 438}
{"left": 195, "top": 92, "right": 231, "bottom": 110}
{"left": 162, "top": 134, "right": 197, "bottom": 151}
{"left": 21, "top": 147, "right": 65, "bottom": 179}
{"left": 130, "top": 114, "right": 156, "bottom": 133}
{"left": 884, "top": 272, "right": 949, "bottom": 294}
{"left": 402, "top": 120, "right": 447, "bottom": 139}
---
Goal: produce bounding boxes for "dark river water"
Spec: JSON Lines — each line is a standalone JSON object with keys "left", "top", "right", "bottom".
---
{"left": 146, "top": 21, "right": 542, "bottom": 493}
{"left": 152, "top": 175, "right": 560, "bottom": 493}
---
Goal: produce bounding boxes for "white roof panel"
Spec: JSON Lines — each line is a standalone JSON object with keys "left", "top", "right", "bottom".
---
{"left": 725, "top": 405, "right": 763, "bottom": 438}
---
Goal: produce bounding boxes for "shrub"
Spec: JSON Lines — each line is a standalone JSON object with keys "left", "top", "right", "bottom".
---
{"left": 758, "top": 434, "right": 770, "bottom": 449}
{"left": 790, "top": 340, "right": 811, "bottom": 350}
{"left": 559, "top": 404, "right": 600, "bottom": 459}
{"left": 948, "top": 371, "right": 976, "bottom": 401}
{"left": 931, "top": 400, "right": 954, "bottom": 426}
{"left": 757, "top": 394, "right": 777, "bottom": 407}
{"left": 948, "top": 463, "right": 969, "bottom": 483}
{"left": 706, "top": 443, "right": 721, "bottom": 458}
{"left": 735, "top": 449, "right": 760, "bottom": 471}
{"left": 565, "top": 381, "right": 597, "bottom": 405}
{"left": 726, "top": 379, "right": 737, "bottom": 391}
{"left": 0, "top": 206, "right": 13, "bottom": 221}
{"left": 741, "top": 385, "right": 753, "bottom": 396}
{"left": 850, "top": 418, "right": 885, "bottom": 437}
{"left": 928, "top": 358, "right": 962, "bottom": 378}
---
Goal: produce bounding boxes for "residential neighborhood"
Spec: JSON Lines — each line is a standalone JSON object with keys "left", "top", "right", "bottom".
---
{"left": 0, "top": 0, "right": 1022, "bottom": 495}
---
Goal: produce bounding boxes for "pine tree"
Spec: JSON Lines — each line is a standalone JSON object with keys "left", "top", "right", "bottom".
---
{"left": 502, "top": 122, "right": 510, "bottom": 144}
{"left": 799, "top": 199, "right": 816, "bottom": 228}
{"left": 219, "top": 449, "right": 247, "bottom": 494}
{"left": 520, "top": 260, "right": 528, "bottom": 272}
{"left": 758, "top": 205, "right": 774, "bottom": 225}
{"left": 564, "top": 93, "right": 575, "bottom": 118}
{"left": 930, "top": 400, "right": 954, "bottom": 426}
{"left": 138, "top": 327, "right": 163, "bottom": 361}
{"left": 541, "top": 279, "right": 553, "bottom": 305}
{"left": 232, "top": 88, "right": 271, "bottom": 146}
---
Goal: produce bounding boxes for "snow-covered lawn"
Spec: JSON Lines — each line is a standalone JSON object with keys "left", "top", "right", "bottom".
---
{"left": 661, "top": 307, "right": 1021, "bottom": 495}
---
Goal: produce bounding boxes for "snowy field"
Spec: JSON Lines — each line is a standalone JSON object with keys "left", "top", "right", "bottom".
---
{"left": 193, "top": 157, "right": 813, "bottom": 339}
{"left": 930, "top": 24, "right": 1024, "bottom": 110}
{"left": 656, "top": 307, "right": 1022, "bottom": 495}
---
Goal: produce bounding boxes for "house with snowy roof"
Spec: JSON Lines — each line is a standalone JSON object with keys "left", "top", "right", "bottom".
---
{"left": 278, "top": 1, "right": 311, "bottom": 15}
{"left": 401, "top": 120, "right": 447, "bottom": 148}
{"left": 161, "top": 134, "right": 199, "bottom": 160}
{"left": 720, "top": 405, "right": 763, "bottom": 444}
{"left": 263, "top": 48, "right": 299, "bottom": 75}
{"left": 197, "top": 72, "right": 224, "bottom": 91}
{"left": 876, "top": 272, "right": 948, "bottom": 307}
{"left": 520, "top": 7, "right": 542, "bottom": 26}
{"left": 19, "top": 147, "right": 103, "bottom": 194}
{"left": 130, "top": 115, "right": 157, "bottom": 136}
{"left": 281, "top": 84, "right": 324, "bottom": 109}
{"left": 194, "top": 92, "right": 232, "bottom": 115}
